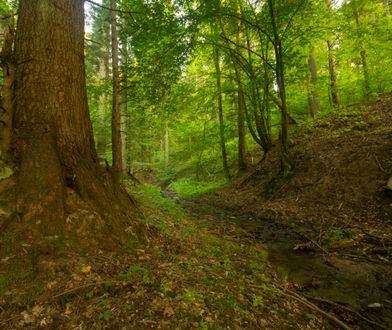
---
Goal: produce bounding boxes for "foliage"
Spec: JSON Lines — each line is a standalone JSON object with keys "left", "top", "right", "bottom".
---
{"left": 84, "top": 0, "right": 392, "bottom": 182}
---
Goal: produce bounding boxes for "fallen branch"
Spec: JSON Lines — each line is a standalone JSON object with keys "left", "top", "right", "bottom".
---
{"left": 281, "top": 289, "right": 352, "bottom": 330}
{"left": 307, "top": 296, "right": 388, "bottom": 330}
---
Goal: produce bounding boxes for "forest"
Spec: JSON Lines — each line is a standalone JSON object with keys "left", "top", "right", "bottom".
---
{"left": 0, "top": 0, "right": 391, "bottom": 329}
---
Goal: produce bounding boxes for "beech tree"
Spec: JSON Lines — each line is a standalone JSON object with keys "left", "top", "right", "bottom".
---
{"left": 12, "top": 0, "right": 134, "bottom": 232}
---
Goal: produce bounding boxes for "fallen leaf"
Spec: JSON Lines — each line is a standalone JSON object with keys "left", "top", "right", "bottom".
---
{"left": 64, "top": 303, "right": 72, "bottom": 315}
{"left": 32, "top": 305, "right": 44, "bottom": 316}
{"left": 81, "top": 264, "right": 92, "bottom": 273}
{"left": 163, "top": 306, "right": 175, "bottom": 317}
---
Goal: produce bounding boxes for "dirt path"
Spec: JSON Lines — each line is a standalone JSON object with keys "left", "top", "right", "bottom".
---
{"left": 166, "top": 191, "right": 392, "bottom": 330}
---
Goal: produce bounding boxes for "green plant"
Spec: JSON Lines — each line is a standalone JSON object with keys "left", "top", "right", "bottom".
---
{"left": 98, "top": 309, "right": 111, "bottom": 321}
{"left": 118, "top": 265, "right": 152, "bottom": 284}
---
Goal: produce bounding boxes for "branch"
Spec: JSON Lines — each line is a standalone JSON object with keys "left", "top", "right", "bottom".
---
{"left": 220, "top": 11, "right": 275, "bottom": 45}
{"left": 85, "top": 0, "right": 141, "bottom": 15}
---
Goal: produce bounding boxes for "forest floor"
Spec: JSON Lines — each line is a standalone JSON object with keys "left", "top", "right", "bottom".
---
{"left": 181, "top": 94, "right": 392, "bottom": 329}
{"left": 0, "top": 95, "right": 391, "bottom": 329}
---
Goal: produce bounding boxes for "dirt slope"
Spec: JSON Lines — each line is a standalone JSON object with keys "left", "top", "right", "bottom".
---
{"left": 214, "top": 95, "right": 392, "bottom": 246}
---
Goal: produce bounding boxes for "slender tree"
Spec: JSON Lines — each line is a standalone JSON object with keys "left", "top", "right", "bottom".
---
{"left": 213, "top": 45, "right": 230, "bottom": 178}
{"left": 111, "top": 0, "right": 123, "bottom": 186}
{"left": 267, "top": 0, "right": 293, "bottom": 174}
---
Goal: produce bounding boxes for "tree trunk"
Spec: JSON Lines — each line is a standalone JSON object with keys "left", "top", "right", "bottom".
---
{"left": 212, "top": 46, "right": 230, "bottom": 179}
{"left": 164, "top": 120, "right": 169, "bottom": 169}
{"left": 353, "top": 8, "right": 371, "bottom": 97}
{"left": 97, "top": 55, "right": 109, "bottom": 158}
{"left": 0, "top": 15, "right": 15, "bottom": 165}
{"left": 110, "top": 0, "right": 123, "bottom": 186}
{"left": 120, "top": 40, "right": 129, "bottom": 173}
{"left": 268, "top": 0, "right": 293, "bottom": 175}
{"left": 235, "top": 4, "right": 247, "bottom": 172}
{"left": 307, "top": 49, "right": 321, "bottom": 118}
{"left": 12, "top": 0, "right": 134, "bottom": 235}
{"left": 327, "top": 39, "right": 340, "bottom": 107}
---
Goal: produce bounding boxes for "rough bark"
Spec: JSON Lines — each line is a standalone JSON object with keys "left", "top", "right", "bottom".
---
{"left": 0, "top": 15, "right": 15, "bottom": 165}
{"left": 12, "top": 0, "right": 135, "bottom": 236}
{"left": 110, "top": 0, "right": 123, "bottom": 186}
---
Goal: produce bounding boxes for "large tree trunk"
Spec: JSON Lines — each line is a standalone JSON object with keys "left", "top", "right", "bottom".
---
{"left": 12, "top": 0, "right": 134, "bottom": 236}
{"left": 0, "top": 15, "right": 15, "bottom": 166}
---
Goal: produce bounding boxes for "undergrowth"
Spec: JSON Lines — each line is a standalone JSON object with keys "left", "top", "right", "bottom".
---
{"left": 168, "top": 177, "right": 227, "bottom": 196}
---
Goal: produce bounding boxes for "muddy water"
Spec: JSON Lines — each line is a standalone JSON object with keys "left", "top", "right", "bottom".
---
{"left": 175, "top": 195, "right": 392, "bottom": 330}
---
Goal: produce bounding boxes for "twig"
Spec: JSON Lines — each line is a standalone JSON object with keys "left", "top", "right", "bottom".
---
{"left": 0, "top": 315, "right": 21, "bottom": 326}
{"left": 282, "top": 289, "right": 352, "bottom": 330}
{"left": 307, "top": 296, "right": 388, "bottom": 330}
{"left": 374, "top": 154, "right": 386, "bottom": 173}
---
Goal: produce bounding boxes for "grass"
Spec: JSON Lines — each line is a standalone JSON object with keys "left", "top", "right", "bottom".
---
{"left": 168, "top": 177, "right": 227, "bottom": 196}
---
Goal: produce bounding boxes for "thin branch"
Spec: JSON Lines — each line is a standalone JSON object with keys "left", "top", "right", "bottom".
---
{"left": 220, "top": 11, "right": 275, "bottom": 45}
{"left": 85, "top": 0, "right": 141, "bottom": 15}
{"left": 281, "top": 0, "right": 308, "bottom": 40}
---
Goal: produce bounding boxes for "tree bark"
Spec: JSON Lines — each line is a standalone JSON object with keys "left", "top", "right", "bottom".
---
{"left": 110, "top": 0, "right": 123, "bottom": 186}
{"left": 97, "top": 55, "right": 109, "bottom": 158}
{"left": 0, "top": 15, "right": 15, "bottom": 166}
{"left": 12, "top": 0, "right": 134, "bottom": 234}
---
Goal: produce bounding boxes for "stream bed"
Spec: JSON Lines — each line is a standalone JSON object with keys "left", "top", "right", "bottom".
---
{"left": 172, "top": 193, "right": 392, "bottom": 329}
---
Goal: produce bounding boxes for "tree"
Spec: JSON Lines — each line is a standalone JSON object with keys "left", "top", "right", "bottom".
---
{"left": 110, "top": 0, "right": 123, "bottom": 185}
{"left": 12, "top": 0, "right": 134, "bottom": 233}
{"left": 0, "top": 13, "right": 15, "bottom": 166}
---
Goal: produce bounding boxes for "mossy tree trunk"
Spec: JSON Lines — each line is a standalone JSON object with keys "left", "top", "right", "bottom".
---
{"left": 12, "top": 0, "right": 133, "bottom": 234}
